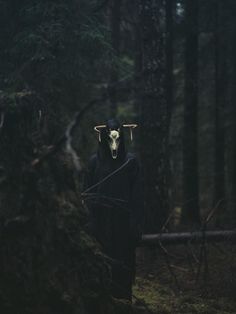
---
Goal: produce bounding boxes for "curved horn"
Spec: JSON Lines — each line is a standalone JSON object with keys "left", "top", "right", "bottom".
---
{"left": 122, "top": 124, "right": 138, "bottom": 129}
{"left": 122, "top": 124, "right": 138, "bottom": 141}
{"left": 94, "top": 125, "right": 106, "bottom": 133}
{"left": 94, "top": 124, "right": 106, "bottom": 142}
{"left": 38, "top": 110, "right": 42, "bottom": 124}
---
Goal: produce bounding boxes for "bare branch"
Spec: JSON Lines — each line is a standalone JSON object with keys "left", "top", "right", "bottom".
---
{"left": 204, "top": 199, "right": 224, "bottom": 225}
{"left": 82, "top": 159, "right": 131, "bottom": 194}
{"left": 158, "top": 240, "right": 181, "bottom": 291}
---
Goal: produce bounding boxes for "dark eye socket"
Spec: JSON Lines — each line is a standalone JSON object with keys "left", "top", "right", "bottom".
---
{"left": 108, "top": 137, "right": 119, "bottom": 142}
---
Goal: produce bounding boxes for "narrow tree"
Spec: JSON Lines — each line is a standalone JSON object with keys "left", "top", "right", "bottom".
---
{"left": 213, "top": 0, "right": 226, "bottom": 220}
{"left": 182, "top": 0, "right": 200, "bottom": 224}
{"left": 134, "top": 0, "right": 143, "bottom": 117}
{"left": 230, "top": 1, "right": 236, "bottom": 223}
{"left": 139, "top": 0, "right": 169, "bottom": 232}
{"left": 109, "top": 0, "right": 122, "bottom": 117}
{"left": 166, "top": 0, "right": 174, "bottom": 128}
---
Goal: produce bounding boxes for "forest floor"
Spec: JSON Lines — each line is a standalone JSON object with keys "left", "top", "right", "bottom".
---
{"left": 133, "top": 243, "right": 236, "bottom": 314}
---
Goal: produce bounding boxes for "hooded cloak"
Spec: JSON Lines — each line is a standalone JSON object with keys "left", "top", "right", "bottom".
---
{"left": 84, "top": 119, "right": 143, "bottom": 300}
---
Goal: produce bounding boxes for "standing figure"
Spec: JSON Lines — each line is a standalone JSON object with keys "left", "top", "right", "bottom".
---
{"left": 84, "top": 119, "right": 143, "bottom": 301}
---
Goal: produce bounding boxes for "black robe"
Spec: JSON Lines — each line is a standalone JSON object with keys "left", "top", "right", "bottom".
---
{"left": 84, "top": 147, "right": 143, "bottom": 300}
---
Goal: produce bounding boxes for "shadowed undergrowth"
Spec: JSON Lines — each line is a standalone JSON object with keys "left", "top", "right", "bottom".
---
{"left": 133, "top": 245, "right": 236, "bottom": 314}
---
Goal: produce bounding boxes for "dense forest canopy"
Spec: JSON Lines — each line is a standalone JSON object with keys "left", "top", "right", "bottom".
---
{"left": 0, "top": 0, "right": 235, "bottom": 313}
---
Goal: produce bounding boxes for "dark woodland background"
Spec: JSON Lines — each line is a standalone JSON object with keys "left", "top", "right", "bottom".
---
{"left": 0, "top": 0, "right": 235, "bottom": 313}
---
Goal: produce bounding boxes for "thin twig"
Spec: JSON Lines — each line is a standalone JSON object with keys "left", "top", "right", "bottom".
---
{"left": 196, "top": 200, "right": 224, "bottom": 284}
{"left": 83, "top": 196, "right": 130, "bottom": 213}
{"left": 82, "top": 159, "right": 131, "bottom": 194}
{"left": 161, "top": 207, "right": 176, "bottom": 232}
{"left": 158, "top": 240, "right": 181, "bottom": 291}
{"left": 187, "top": 242, "right": 199, "bottom": 264}
{"left": 205, "top": 199, "right": 224, "bottom": 225}
{"left": 185, "top": 244, "right": 196, "bottom": 275}
{"left": 82, "top": 192, "right": 128, "bottom": 203}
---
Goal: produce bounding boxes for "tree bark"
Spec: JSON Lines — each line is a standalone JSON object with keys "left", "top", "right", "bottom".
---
{"left": 134, "top": 1, "right": 143, "bottom": 118}
{"left": 230, "top": 1, "right": 236, "bottom": 223}
{"left": 166, "top": 0, "right": 174, "bottom": 129}
{"left": 213, "top": 0, "right": 226, "bottom": 222}
{"left": 140, "top": 230, "right": 236, "bottom": 246}
{"left": 139, "top": 0, "right": 169, "bottom": 232}
{"left": 182, "top": 0, "right": 200, "bottom": 225}
{"left": 109, "top": 0, "right": 122, "bottom": 117}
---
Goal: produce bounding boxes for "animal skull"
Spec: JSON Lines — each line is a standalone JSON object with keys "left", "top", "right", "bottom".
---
{"left": 108, "top": 129, "right": 120, "bottom": 159}
{"left": 94, "top": 122, "right": 138, "bottom": 159}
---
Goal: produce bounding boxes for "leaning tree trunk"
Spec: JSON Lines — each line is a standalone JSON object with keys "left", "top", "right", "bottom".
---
{"left": 139, "top": 0, "right": 169, "bottom": 233}
{"left": 140, "top": 230, "right": 236, "bottom": 246}
{"left": 182, "top": 0, "right": 200, "bottom": 225}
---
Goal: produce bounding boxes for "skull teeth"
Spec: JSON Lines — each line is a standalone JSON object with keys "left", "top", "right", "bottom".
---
{"left": 112, "top": 150, "right": 117, "bottom": 159}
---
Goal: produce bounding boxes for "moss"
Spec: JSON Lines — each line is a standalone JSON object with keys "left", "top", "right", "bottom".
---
{"left": 133, "top": 276, "right": 236, "bottom": 314}
{"left": 133, "top": 277, "right": 175, "bottom": 313}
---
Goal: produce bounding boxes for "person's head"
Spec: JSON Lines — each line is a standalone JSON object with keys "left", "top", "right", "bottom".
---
{"left": 94, "top": 119, "right": 137, "bottom": 160}
{"left": 95, "top": 119, "right": 123, "bottom": 160}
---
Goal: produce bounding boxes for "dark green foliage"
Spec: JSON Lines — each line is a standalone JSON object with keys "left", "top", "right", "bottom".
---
{"left": 0, "top": 0, "right": 110, "bottom": 87}
{"left": 0, "top": 0, "right": 113, "bottom": 146}
{"left": 0, "top": 2, "right": 134, "bottom": 312}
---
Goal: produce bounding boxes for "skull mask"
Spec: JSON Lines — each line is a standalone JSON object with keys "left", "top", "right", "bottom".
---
{"left": 108, "top": 128, "right": 120, "bottom": 159}
{"left": 94, "top": 119, "right": 138, "bottom": 160}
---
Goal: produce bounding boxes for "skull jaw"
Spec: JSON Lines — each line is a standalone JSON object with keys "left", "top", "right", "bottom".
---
{"left": 111, "top": 149, "right": 118, "bottom": 159}
{"left": 108, "top": 130, "right": 120, "bottom": 159}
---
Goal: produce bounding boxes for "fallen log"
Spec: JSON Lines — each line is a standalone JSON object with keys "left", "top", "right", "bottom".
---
{"left": 140, "top": 230, "right": 236, "bottom": 247}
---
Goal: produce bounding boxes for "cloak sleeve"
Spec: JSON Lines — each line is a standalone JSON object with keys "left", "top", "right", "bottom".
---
{"left": 130, "top": 157, "right": 144, "bottom": 245}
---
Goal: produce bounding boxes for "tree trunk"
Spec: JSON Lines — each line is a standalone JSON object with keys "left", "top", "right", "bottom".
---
{"left": 165, "top": 0, "right": 174, "bottom": 214}
{"left": 166, "top": 0, "right": 174, "bottom": 128}
{"left": 182, "top": 0, "right": 200, "bottom": 225}
{"left": 140, "top": 230, "right": 236, "bottom": 246}
{"left": 139, "top": 0, "right": 169, "bottom": 232}
{"left": 230, "top": 2, "right": 236, "bottom": 223}
{"left": 134, "top": 1, "right": 143, "bottom": 118}
{"left": 213, "top": 0, "right": 226, "bottom": 224}
{"left": 109, "top": 0, "right": 122, "bottom": 117}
